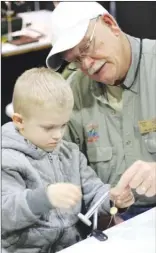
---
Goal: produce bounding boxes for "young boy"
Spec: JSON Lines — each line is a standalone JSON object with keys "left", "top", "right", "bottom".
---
{"left": 2, "top": 68, "right": 134, "bottom": 253}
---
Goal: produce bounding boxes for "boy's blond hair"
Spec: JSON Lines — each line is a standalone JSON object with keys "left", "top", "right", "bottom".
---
{"left": 12, "top": 67, "right": 74, "bottom": 118}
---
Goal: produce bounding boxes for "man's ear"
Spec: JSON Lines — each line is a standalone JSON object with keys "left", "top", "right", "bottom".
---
{"left": 101, "top": 13, "right": 120, "bottom": 36}
{"left": 12, "top": 113, "right": 24, "bottom": 131}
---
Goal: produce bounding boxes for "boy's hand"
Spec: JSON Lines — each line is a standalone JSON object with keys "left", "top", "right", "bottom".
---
{"left": 110, "top": 186, "right": 135, "bottom": 209}
{"left": 46, "top": 183, "right": 82, "bottom": 209}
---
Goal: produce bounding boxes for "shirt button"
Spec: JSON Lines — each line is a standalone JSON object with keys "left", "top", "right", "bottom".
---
{"left": 126, "top": 140, "right": 131, "bottom": 145}
{"left": 111, "top": 110, "right": 116, "bottom": 115}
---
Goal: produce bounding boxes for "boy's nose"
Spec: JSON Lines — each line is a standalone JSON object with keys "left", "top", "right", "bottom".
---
{"left": 52, "top": 129, "right": 62, "bottom": 141}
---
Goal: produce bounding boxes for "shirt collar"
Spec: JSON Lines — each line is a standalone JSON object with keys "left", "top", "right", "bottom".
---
{"left": 123, "top": 34, "right": 141, "bottom": 93}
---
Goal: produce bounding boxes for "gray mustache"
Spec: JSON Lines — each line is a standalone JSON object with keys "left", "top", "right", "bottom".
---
{"left": 88, "top": 59, "right": 106, "bottom": 75}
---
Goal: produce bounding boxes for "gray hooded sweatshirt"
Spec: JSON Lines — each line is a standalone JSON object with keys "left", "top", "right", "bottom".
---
{"left": 2, "top": 122, "right": 110, "bottom": 253}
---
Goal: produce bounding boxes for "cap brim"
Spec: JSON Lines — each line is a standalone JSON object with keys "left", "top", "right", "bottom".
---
{"left": 46, "top": 20, "right": 89, "bottom": 70}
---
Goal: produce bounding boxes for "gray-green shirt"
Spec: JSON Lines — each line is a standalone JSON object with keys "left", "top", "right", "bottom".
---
{"left": 64, "top": 34, "right": 156, "bottom": 207}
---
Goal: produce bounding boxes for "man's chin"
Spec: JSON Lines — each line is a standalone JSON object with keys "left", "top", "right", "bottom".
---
{"left": 90, "top": 75, "right": 114, "bottom": 85}
{"left": 90, "top": 65, "right": 116, "bottom": 85}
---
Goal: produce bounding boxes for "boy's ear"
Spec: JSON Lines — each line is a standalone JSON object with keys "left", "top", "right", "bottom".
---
{"left": 12, "top": 113, "right": 24, "bottom": 131}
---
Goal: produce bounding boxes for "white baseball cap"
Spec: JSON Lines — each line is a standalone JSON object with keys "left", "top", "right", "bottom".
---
{"left": 46, "top": 2, "right": 108, "bottom": 70}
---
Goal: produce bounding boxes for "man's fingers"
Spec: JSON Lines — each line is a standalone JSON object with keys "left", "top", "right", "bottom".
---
{"left": 116, "top": 195, "right": 134, "bottom": 208}
{"left": 129, "top": 169, "right": 149, "bottom": 189}
{"left": 117, "top": 190, "right": 134, "bottom": 202}
{"left": 135, "top": 175, "right": 152, "bottom": 195}
{"left": 117, "top": 161, "right": 151, "bottom": 191}
{"left": 117, "top": 162, "right": 140, "bottom": 190}
{"left": 122, "top": 198, "right": 135, "bottom": 208}
{"left": 145, "top": 184, "right": 156, "bottom": 197}
{"left": 115, "top": 161, "right": 155, "bottom": 200}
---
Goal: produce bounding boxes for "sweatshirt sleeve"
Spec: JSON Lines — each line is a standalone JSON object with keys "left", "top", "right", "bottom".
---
{"left": 79, "top": 151, "right": 111, "bottom": 214}
{"left": 2, "top": 165, "right": 52, "bottom": 233}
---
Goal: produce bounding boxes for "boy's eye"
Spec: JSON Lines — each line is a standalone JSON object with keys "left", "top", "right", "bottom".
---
{"left": 42, "top": 123, "right": 68, "bottom": 131}
{"left": 43, "top": 126, "right": 53, "bottom": 131}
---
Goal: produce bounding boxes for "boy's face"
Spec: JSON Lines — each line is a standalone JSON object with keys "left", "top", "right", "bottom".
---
{"left": 15, "top": 106, "right": 72, "bottom": 152}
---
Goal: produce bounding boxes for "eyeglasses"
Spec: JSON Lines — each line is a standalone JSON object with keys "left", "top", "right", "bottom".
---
{"left": 73, "top": 15, "right": 100, "bottom": 68}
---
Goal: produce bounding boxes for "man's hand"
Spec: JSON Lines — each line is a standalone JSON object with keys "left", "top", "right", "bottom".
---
{"left": 110, "top": 186, "right": 135, "bottom": 209}
{"left": 117, "top": 161, "right": 156, "bottom": 197}
{"left": 46, "top": 183, "right": 82, "bottom": 209}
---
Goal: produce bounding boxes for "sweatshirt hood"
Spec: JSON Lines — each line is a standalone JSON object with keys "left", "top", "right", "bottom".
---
{"left": 2, "top": 122, "right": 47, "bottom": 160}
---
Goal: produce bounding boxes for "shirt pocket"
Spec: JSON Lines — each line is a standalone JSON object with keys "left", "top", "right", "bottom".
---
{"left": 143, "top": 132, "right": 156, "bottom": 160}
{"left": 86, "top": 146, "right": 116, "bottom": 184}
{"left": 134, "top": 121, "right": 156, "bottom": 161}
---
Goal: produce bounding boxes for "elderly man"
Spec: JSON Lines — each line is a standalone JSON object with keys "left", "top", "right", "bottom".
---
{"left": 46, "top": 2, "right": 156, "bottom": 220}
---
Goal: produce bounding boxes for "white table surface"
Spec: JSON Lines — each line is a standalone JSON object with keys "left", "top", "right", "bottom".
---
{"left": 2, "top": 10, "right": 52, "bottom": 57}
{"left": 60, "top": 207, "right": 156, "bottom": 253}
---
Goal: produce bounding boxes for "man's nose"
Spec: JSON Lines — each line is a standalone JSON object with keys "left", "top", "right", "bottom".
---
{"left": 81, "top": 56, "right": 94, "bottom": 71}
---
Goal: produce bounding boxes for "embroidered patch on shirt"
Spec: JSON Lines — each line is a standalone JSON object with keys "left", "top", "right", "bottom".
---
{"left": 86, "top": 123, "right": 99, "bottom": 143}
